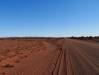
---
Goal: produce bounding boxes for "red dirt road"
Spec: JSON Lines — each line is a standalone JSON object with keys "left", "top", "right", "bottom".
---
{"left": 0, "top": 38, "right": 99, "bottom": 75}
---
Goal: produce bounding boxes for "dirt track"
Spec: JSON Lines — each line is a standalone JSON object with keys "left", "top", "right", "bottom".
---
{"left": 0, "top": 38, "right": 99, "bottom": 75}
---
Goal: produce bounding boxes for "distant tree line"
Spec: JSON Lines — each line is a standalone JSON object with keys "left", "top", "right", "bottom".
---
{"left": 69, "top": 36, "right": 99, "bottom": 40}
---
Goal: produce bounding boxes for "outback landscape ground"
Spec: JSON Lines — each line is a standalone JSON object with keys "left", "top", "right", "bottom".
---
{"left": 0, "top": 37, "right": 99, "bottom": 75}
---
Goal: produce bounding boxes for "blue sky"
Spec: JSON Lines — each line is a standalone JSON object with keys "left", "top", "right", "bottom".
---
{"left": 0, "top": 0, "right": 99, "bottom": 37}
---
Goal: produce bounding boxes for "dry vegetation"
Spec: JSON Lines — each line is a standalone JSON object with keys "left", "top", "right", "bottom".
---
{"left": 69, "top": 36, "right": 99, "bottom": 43}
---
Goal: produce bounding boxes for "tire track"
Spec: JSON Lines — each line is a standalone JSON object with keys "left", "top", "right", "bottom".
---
{"left": 52, "top": 39, "right": 67, "bottom": 75}
{"left": 66, "top": 49, "right": 74, "bottom": 75}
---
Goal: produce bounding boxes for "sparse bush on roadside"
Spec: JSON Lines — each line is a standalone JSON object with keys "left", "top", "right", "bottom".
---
{"left": 1, "top": 72, "right": 6, "bottom": 75}
{"left": 2, "top": 63, "right": 14, "bottom": 68}
{"left": 15, "top": 59, "right": 20, "bottom": 63}
{"left": 24, "top": 55, "right": 28, "bottom": 58}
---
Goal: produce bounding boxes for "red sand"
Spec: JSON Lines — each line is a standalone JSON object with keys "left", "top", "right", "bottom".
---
{"left": 0, "top": 38, "right": 99, "bottom": 75}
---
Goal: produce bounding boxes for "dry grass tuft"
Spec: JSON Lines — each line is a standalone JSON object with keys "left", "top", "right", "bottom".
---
{"left": 2, "top": 63, "right": 14, "bottom": 68}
